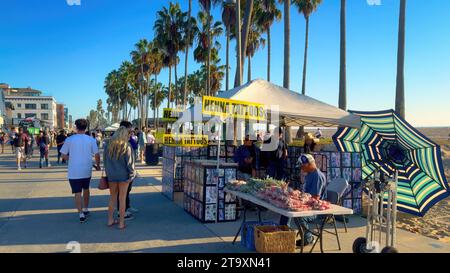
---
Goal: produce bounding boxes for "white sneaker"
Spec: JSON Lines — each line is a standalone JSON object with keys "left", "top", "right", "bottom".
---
{"left": 128, "top": 207, "right": 139, "bottom": 213}
{"left": 17, "top": 167, "right": 22, "bottom": 171}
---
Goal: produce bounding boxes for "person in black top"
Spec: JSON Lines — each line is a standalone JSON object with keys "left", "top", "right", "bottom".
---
{"left": 38, "top": 131, "right": 51, "bottom": 168}
{"left": 267, "top": 128, "right": 288, "bottom": 180}
{"left": 56, "top": 130, "right": 67, "bottom": 164}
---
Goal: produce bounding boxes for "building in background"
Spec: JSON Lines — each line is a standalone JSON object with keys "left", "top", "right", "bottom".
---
{"left": 56, "top": 104, "right": 65, "bottom": 129}
{"left": 3, "top": 85, "right": 58, "bottom": 129}
{"left": 64, "top": 107, "right": 69, "bottom": 128}
{"left": 68, "top": 115, "right": 73, "bottom": 130}
{"left": 0, "top": 84, "right": 7, "bottom": 128}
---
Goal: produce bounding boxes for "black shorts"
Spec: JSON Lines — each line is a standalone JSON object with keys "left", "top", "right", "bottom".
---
{"left": 69, "top": 177, "right": 91, "bottom": 194}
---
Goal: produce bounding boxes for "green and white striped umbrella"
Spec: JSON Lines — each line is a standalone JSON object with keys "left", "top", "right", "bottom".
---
{"left": 333, "top": 110, "right": 449, "bottom": 216}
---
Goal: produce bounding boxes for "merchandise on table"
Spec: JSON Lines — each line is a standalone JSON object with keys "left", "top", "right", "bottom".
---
{"left": 183, "top": 160, "right": 238, "bottom": 223}
{"left": 226, "top": 179, "right": 331, "bottom": 211}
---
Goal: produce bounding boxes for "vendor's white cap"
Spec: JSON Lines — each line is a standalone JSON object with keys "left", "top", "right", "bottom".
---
{"left": 297, "top": 154, "right": 315, "bottom": 167}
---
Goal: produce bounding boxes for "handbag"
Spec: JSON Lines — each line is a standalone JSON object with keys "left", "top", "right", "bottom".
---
{"left": 98, "top": 169, "right": 109, "bottom": 190}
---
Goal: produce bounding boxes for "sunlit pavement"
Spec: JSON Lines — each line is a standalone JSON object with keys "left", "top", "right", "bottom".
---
{"left": 0, "top": 148, "right": 448, "bottom": 253}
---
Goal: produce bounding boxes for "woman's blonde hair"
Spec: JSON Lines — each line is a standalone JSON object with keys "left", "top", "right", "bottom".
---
{"left": 108, "top": 126, "right": 130, "bottom": 160}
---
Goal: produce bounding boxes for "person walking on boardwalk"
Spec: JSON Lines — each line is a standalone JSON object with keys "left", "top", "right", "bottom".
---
{"left": 56, "top": 130, "right": 67, "bottom": 164}
{"left": 14, "top": 128, "right": 28, "bottom": 170}
{"left": 103, "top": 126, "right": 136, "bottom": 229}
{"left": 60, "top": 119, "right": 101, "bottom": 223}
{"left": 0, "top": 132, "right": 6, "bottom": 154}
{"left": 37, "top": 131, "right": 51, "bottom": 168}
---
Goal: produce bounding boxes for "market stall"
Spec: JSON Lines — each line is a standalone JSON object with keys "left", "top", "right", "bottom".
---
{"left": 162, "top": 80, "right": 362, "bottom": 233}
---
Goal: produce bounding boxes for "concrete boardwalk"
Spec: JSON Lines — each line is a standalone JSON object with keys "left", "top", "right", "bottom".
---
{"left": 0, "top": 148, "right": 448, "bottom": 253}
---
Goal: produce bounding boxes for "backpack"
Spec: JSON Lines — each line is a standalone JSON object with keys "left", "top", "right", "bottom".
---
{"left": 14, "top": 134, "right": 24, "bottom": 147}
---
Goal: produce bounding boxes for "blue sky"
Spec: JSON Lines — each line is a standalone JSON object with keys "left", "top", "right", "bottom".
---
{"left": 1, "top": 0, "right": 449, "bottom": 126}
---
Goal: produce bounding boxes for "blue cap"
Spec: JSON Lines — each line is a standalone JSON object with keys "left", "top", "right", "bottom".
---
{"left": 297, "top": 154, "right": 315, "bottom": 167}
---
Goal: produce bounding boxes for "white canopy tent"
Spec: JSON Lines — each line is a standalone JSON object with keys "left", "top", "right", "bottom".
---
{"left": 104, "top": 123, "right": 120, "bottom": 132}
{"left": 176, "top": 79, "right": 360, "bottom": 129}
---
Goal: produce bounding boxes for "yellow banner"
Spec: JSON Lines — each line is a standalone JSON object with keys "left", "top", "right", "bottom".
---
{"left": 202, "top": 96, "right": 266, "bottom": 121}
{"left": 163, "top": 134, "right": 208, "bottom": 147}
{"left": 162, "top": 108, "right": 183, "bottom": 122}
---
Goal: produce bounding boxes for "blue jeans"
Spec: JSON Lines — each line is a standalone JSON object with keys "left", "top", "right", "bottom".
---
{"left": 279, "top": 216, "right": 316, "bottom": 244}
{"left": 267, "top": 159, "right": 286, "bottom": 180}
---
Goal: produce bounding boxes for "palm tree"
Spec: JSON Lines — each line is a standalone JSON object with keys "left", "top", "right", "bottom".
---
{"left": 293, "top": 0, "right": 322, "bottom": 95}
{"left": 149, "top": 79, "right": 165, "bottom": 128}
{"left": 256, "top": 0, "right": 281, "bottom": 82}
{"left": 205, "top": 58, "right": 226, "bottom": 95}
{"left": 338, "top": 0, "right": 346, "bottom": 110}
{"left": 131, "top": 39, "right": 151, "bottom": 128}
{"left": 199, "top": 0, "right": 221, "bottom": 95}
{"left": 395, "top": 0, "right": 406, "bottom": 118}
{"left": 246, "top": 22, "right": 266, "bottom": 82}
{"left": 118, "top": 61, "right": 134, "bottom": 120}
{"left": 194, "top": 11, "right": 223, "bottom": 96}
{"left": 104, "top": 70, "right": 121, "bottom": 123}
{"left": 154, "top": 2, "right": 185, "bottom": 108}
{"left": 148, "top": 41, "right": 164, "bottom": 128}
{"left": 222, "top": 1, "right": 236, "bottom": 90}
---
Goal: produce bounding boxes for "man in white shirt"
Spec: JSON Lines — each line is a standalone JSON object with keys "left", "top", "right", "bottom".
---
{"left": 61, "top": 119, "right": 101, "bottom": 223}
{"left": 146, "top": 129, "right": 155, "bottom": 144}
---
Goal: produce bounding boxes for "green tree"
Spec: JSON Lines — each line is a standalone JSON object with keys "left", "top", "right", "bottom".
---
{"left": 154, "top": 2, "right": 186, "bottom": 108}
{"left": 194, "top": 11, "right": 223, "bottom": 96}
{"left": 198, "top": 0, "right": 222, "bottom": 95}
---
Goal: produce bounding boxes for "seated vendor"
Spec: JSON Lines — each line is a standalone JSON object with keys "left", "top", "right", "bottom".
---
{"left": 234, "top": 135, "right": 259, "bottom": 179}
{"left": 280, "top": 154, "right": 327, "bottom": 246}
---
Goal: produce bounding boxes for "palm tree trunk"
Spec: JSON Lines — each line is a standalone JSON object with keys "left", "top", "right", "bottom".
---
{"left": 234, "top": 0, "right": 253, "bottom": 87}
{"left": 301, "top": 16, "right": 309, "bottom": 95}
{"left": 247, "top": 56, "right": 251, "bottom": 82}
{"left": 338, "top": 0, "right": 347, "bottom": 110}
{"left": 283, "top": 0, "right": 290, "bottom": 89}
{"left": 174, "top": 59, "right": 178, "bottom": 106}
{"left": 207, "top": 9, "right": 212, "bottom": 96}
{"left": 226, "top": 24, "right": 230, "bottom": 90}
{"left": 167, "top": 65, "right": 172, "bottom": 108}
{"left": 267, "top": 27, "right": 271, "bottom": 82}
{"left": 204, "top": 61, "right": 208, "bottom": 96}
{"left": 154, "top": 74, "right": 158, "bottom": 129}
{"left": 183, "top": 0, "right": 192, "bottom": 108}
{"left": 235, "top": 0, "right": 242, "bottom": 87}
{"left": 395, "top": 0, "right": 406, "bottom": 118}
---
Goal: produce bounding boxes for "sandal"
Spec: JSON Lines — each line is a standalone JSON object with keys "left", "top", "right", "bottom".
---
{"left": 107, "top": 219, "right": 119, "bottom": 227}
{"left": 118, "top": 224, "right": 126, "bottom": 230}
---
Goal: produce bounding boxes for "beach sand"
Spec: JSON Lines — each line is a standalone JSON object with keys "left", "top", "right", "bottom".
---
{"left": 396, "top": 137, "right": 450, "bottom": 243}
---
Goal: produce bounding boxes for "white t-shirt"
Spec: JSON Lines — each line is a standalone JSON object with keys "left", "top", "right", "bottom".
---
{"left": 147, "top": 133, "right": 155, "bottom": 144}
{"left": 60, "top": 134, "right": 99, "bottom": 180}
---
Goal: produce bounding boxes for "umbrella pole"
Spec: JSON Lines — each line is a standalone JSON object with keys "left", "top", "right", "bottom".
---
{"left": 392, "top": 170, "right": 398, "bottom": 247}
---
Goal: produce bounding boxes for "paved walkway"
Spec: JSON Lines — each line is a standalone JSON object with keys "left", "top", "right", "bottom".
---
{"left": 0, "top": 148, "right": 448, "bottom": 253}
